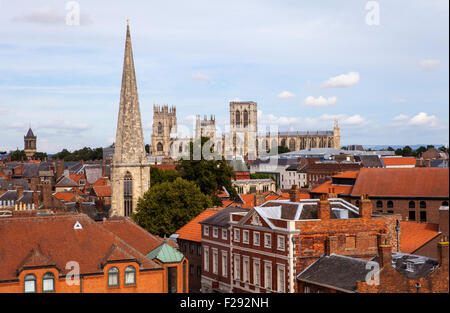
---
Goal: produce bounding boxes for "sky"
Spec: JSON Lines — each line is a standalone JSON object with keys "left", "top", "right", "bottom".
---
{"left": 0, "top": 0, "right": 448, "bottom": 153}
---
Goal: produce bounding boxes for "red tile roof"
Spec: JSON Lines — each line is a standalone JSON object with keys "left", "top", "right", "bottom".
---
{"left": 92, "top": 177, "right": 110, "bottom": 187}
{"left": 93, "top": 186, "right": 111, "bottom": 197}
{"left": 350, "top": 168, "right": 449, "bottom": 198}
{"left": 69, "top": 173, "right": 86, "bottom": 185}
{"left": 382, "top": 157, "right": 417, "bottom": 166}
{"left": 400, "top": 221, "right": 440, "bottom": 254}
{"left": 333, "top": 171, "right": 360, "bottom": 179}
{"left": 0, "top": 214, "right": 161, "bottom": 282}
{"left": 311, "top": 180, "right": 353, "bottom": 195}
{"left": 101, "top": 217, "right": 177, "bottom": 254}
{"left": 175, "top": 209, "right": 220, "bottom": 242}
{"left": 53, "top": 192, "right": 76, "bottom": 202}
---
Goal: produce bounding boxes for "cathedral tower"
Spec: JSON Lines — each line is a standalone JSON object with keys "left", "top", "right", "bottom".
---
{"left": 24, "top": 128, "right": 37, "bottom": 158}
{"left": 229, "top": 101, "right": 258, "bottom": 157}
{"left": 111, "top": 22, "right": 151, "bottom": 217}
{"left": 151, "top": 105, "right": 177, "bottom": 156}
{"left": 333, "top": 120, "right": 341, "bottom": 149}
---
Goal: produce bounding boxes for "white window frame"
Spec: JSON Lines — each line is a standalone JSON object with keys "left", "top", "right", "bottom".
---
{"left": 204, "top": 226, "right": 209, "bottom": 236}
{"left": 277, "top": 265, "right": 285, "bottom": 293}
{"left": 234, "top": 255, "right": 240, "bottom": 281}
{"left": 277, "top": 235, "right": 285, "bottom": 251}
{"left": 253, "top": 231, "right": 260, "bottom": 246}
{"left": 234, "top": 229, "right": 240, "bottom": 242}
{"left": 243, "top": 256, "right": 250, "bottom": 283}
{"left": 212, "top": 249, "right": 218, "bottom": 274}
{"left": 222, "top": 251, "right": 228, "bottom": 278}
{"left": 204, "top": 247, "right": 210, "bottom": 272}
{"left": 222, "top": 229, "right": 227, "bottom": 240}
{"left": 243, "top": 230, "right": 249, "bottom": 244}
{"left": 253, "top": 260, "right": 261, "bottom": 286}
{"left": 213, "top": 227, "right": 219, "bottom": 238}
{"left": 264, "top": 262, "right": 272, "bottom": 290}
{"left": 264, "top": 233, "right": 272, "bottom": 248}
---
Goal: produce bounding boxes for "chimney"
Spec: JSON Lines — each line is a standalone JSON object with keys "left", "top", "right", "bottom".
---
{"left": 377, "top": 234, "right": 392, "bottom": 268}
{"left": 40, "top": 182, "right": 52, "bottom": 209}
{"left": 318, "top": 194, "right": 330, "bottom": 220}
{"left": 437, "top": 238, "right": 449, "bottom": 268}
{"left": 102, "top": 161, "right": 106, "bottom": 177}
{"left": 359, "top": 194, "right": 372, "bottom": 219}
{"left": 439, "top": 207, "right": 449, "bottom": 236}
{"left": 326, "top": 236, "right": 338, "bottom": 255}
{"left": 254, "top": 193, "right": 265, "bottom": 207}
{"left": 95, "top": 198, "right": 104, "bottom": 212}
{"left": 8, "top": 172, "right": 12, "bottom": 184}
{"left": 289, "top": 185, "right": 301, "bottom": 202}
{"left": 15, "top": 186, "right": 24, "bottom": 200}
{"left": 32, "top": 191, "right": 40, "bottom": 209}
{"left": 56, "top": 161, "right": 64, "bottom": 180}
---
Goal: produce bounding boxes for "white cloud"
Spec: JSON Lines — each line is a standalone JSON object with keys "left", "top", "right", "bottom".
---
{"left": 342, "top": 114, "right": 365, "bottom": 125}
{"left": 302, "top": 96, "right": 338, "bottom": 107}
{"left": 418, "top": 59, "right": 440, "bottom": 72}
{"left": 408, "top": 112, "right": 439, "bottom": 127}
{"left": 191, "top": 72, "right": 209, "bottom": 81}
{"left": 321, "top": 72, "right": 360, "bottom": 88}
{"left": 13, "top": 6, "right": 65, "bottom": 24}
{"left": 277, "top": 91, "right": 296, "bottom": 99}
{"left": 393, "top": 114, "right": 409, "bottom": 121}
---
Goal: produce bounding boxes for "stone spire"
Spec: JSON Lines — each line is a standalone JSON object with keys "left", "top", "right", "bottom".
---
{"left": 113, "top": 22, "right": 147, "bottom": 165}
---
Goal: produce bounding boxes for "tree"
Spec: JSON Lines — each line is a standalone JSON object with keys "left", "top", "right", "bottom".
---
{"left": 33, "top": 152, "right": 48, "bottom": 161}
{"left": 276, "top": 146, "right": 291, "bottom": 154}
{"left": 53, "top": 147, "right": 104, "bottom": 161}
{"left": 132, "top": 177, "right": 213, "bottom": 237}
{"left": 10, "top": 150, "right": 27, "bottom": 161}
{"left": 387, "top": 147, "right": 394, "bottom": 151}
{"left": 176, "top": 137, "right": 238, "bottom": 206}
{"left": 150, "top": 167, "right": 180, "bottom": 185}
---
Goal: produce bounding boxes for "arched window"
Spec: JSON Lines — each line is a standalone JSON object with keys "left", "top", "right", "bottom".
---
{"left": 125, "top": 266, "right": 136, "bottom": 286}
{"left": 179, "top": 143, "right": 183, "bottom": 153}
{"left": 443, "top": 201, "right": 449, "bottom": 206}
{"left": 157, "top": 142, "right": 164, "bottom": 152}
{"left": 420, "top": 201, "right": 426, "bottom": 209}
{"left": 387, "top": 201, "right": 394, "bottom": 209}
{"left": 281, "top": 139, "right": 286, "bottom": 147}
{"left": 108, "top": 267, "right": 119, "bottom": 287}
{"left": 289, "top": 139, "right": 296, "bottom": 151}
{"left": 24, "top": 274, "right": 36, "bottom": 293}
{"left": 158, "top": 122, "right": 163, "bottom": 135}
{"left": 235, "top": 110, "right": 241, "bottom": 128}
{"left": 124, "top": 172, "right": 133, "bottom": 217}
{"left": 409, "top": 201, "right": 415, "bottom": 209}
{"left": 243, "top": 110, "right": 249, "bottom": 128}
{"left": 42, "top": 272, "right": 55, "bottom": 292}
{"left": 376, "top": 201, "right": 383, "bottom": 208}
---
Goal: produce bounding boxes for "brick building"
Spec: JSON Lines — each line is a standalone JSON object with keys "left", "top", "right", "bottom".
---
{"left": 0, "top": 213, "right": 188, "bottom": 293}
{"left": 306, "top": 162, "right": 362, "bottom": 187}
{"left": 173, "top": 209, "right": 220, "bottom": 292}
{"left": 297, "top": 235, "right": 449, "bottom": 293}
{"left": 200, "top": 188, "right": 398, "bottom": 293}
{"left": 311, "top": 168, "right": 449, "bottom": 224}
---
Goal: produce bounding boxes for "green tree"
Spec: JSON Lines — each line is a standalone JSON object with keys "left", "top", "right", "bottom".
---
{"left": 33, "top": 152, "right": 48, "bottom": 161}
{"left": 277, "top": 146, "right": 291, "bottom": 154}
{"left": 150, "top": 167, "right": 180, "bottom": 185}
{"left": 132, "top": 177, "right": 213, "bottom": 237}
{"left": 176, "top": 137, "right": 238, "bottom": 206}
{"left": 387, "top": 146, "right": 394, "bottom": 151}
{"left": 10, "top": 150, "right": 27, "bottom": 161}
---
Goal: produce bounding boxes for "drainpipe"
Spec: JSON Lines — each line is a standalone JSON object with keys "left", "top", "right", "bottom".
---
{"left": 395, "top": 220, "right": 400, "bottom": 252}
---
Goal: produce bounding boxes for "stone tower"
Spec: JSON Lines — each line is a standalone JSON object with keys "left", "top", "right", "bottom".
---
{"left": 110, "top": 22, "right": 151, "bottom": 217}
{"left": 195, "top": 115, "right": 216, "bottom": 140}
{"left": 229, "top": 101, "right": 258, "bottom": 158}
{"left": 24, "top": 128, "right": 37, "bottom": 158}
{"left": 333, "top": 120, "right": 341, "bottom": 149}
{"left": 151, "top": 105, "right": 177, "bottom": 156}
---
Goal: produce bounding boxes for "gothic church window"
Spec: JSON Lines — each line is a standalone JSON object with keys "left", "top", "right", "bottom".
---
{"left": 289, "top": 139, "right": 296, "bottom": 151}
{"left": 236, "top": 111, "right": 241, "bottom": 127}
{"left": 158, "top": 122, "right": 163, "bottom": 135}
{"left": 157, "top": 142, "right": 164, "bottom": 152}
{"left": 244, "top": 110, "right": 249, "bottom": 128}
{"left": 124, "top": 172, "right": 133, "bottom": 217}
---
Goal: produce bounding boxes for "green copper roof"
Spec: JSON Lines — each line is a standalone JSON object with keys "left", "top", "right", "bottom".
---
{"left": 146, "top": 238, "right": 184, "bottom": 263}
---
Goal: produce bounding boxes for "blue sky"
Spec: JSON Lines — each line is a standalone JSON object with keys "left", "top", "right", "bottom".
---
{"left": 0, "top": 0, "right": 448, "bottom": 153}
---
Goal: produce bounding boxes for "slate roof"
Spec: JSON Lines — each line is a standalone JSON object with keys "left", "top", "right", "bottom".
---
{"left": 355, "top": 155, "right": 383, "bottom": 168}
{"left": 372, "top": 252, "right": 439, "bottom": 279}
{"left": 22, "top": 163, "right": 39, "bottom": 177}
{"left": 351, "top": 168, "right": 449, "bottom": 198}
{"left": 0, "top": 214, "right": 162, "bottom": 282}
{"left": 55, "top": 176, "right": 78, "bottom": 187}
{"left": 25, "top": 128, "right": 35, "bottom": 138}
{"left": 297, "top": 254, "right": 372, "bottom": 292}
{"left": 85, "top": 166, "right": 102, "bottom": 184}
{"left": 200, "top": 207, "right": 249, "bottom": 228}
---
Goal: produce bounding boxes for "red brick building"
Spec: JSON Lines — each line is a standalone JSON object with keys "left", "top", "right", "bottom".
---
{"left": 200, "top": 189, "right": 398, "bottom": 293}
{"left": 306, "top": 162, "right": 362, "bottom": 187}
{"left": 0, "top": 213, "right": 188, "bottom": 293}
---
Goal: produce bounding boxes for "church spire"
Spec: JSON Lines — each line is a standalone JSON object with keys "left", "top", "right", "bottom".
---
{"left": 113, "top": 21, "right": 147, "bottom": 164}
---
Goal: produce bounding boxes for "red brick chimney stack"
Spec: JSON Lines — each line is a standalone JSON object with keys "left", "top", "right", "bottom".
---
{"left": 56, "top": 161, "right": 64, "bottom": 180}
{"left": 377, "top": 234, "right": 392, "bottom": 268}
{"left": 254, "top": 193, "right": 265, "bottom": 207}
{"left": 360, "top": 194, "right": 372, "bottom": 219}
{"left": 318, "top": 194, "right": 330, "bottom": 220}
{"left": 438, "top": 239, "right": 449, "bottom": 269}
{"left": 289, "top": 185, "right": 301, "bottom": 202}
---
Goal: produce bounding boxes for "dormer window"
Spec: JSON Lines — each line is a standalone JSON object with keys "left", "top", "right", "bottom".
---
{"left": 406, "top": 262, "right": 414, "bottom": 272}
{"left": 24, "top": 274, "right": 36, "bottom": 293}
{"left": 125, "top": 266, "right": 136, "bottom": 286}
{"left": 108, "top": 267, "right": 119, "bottom": 287}
{"left": 43, "top": 272, "right": 55, "bottom": 292}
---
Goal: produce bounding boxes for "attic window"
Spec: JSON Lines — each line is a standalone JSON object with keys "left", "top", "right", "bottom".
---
{"left": 74, "top": 221, "right": 83, "bottom": 230}
{"left": 406, "top": 262, "right": 414, "bottom": 272}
